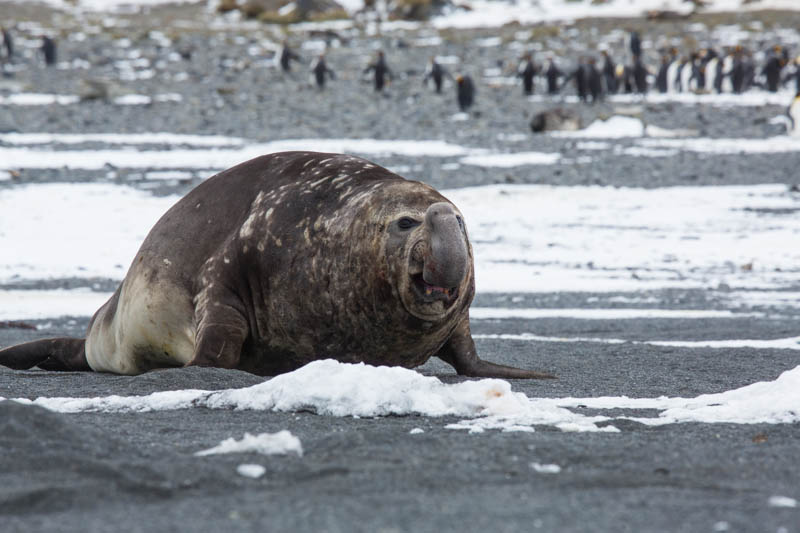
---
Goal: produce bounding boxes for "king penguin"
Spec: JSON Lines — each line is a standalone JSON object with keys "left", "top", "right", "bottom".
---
{"left": 788, "top": 92, "right": 800, "bottom": 137}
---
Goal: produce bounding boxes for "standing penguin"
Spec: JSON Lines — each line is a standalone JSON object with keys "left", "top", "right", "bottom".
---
{"left": 703, "top": 50, "right": 719, "bottom": 93}
{"left": 678, "top": 53, "right": 695, "bottom": 92}
{"left": 1, "top": 27, "right": 13, "bottom": 62}
{"left": 276, "top": 40, "right": 301, "bottom": 72}
{"left": 742, "top": 50, "right": 757, "bottom": 92}
{"left": 788, "top": 92, "right": 800, "bottom": 136}
{"left": 632, "top": 55, "right": 648, "bottom": 94}
{"left": 455, "top": 74, "right": 475, "bottom": 111}
{"left": 617, "top": 63, "right": 633, "bottom": 93}
{"left": 629, "top": 31, "right": 642, "bottom": 59}
{"left": 665, "top": 48, "right": 681, "bottom": 92}
{"left": 730, "top": 46, "right": 746, "bottom": 94}
{"left": 719, "top": 50, "right": 734, "bottom": 93}
{"left": 310, "top": 53, "right": 335, "bottom": 89}
{"left": 600, "top": 50, "right": 617, "bottom": 94}
{"left": 783, "top": 56, "right": 800, "bottom": 94}
{"left": 423, "top": 56, "right": 450, "bottom": 94}
{"left": 690, "top": 50, "right": 709, "bottom": 90}
{"left": 517, "top": 53, "right": 538, "bottom": 95}
{"left": 364, "top": 50, "right": 392, "bottom": 92}
{"left": 762, "top": 45, "right": 786, "bottom": 93}
{"left": 564, "top": 59, "right": 588, "bottom": 102}
{"left": 586, "top": 57, "right": 603, "bottom": 103}
{"left": 656, "top": 54, "right": 670, "bottom": 93}
{"left": 41, "top": 35, "right": 56, "bottom": 66}
{"left": 543, "top": 56, "right": 563, "bottom": 95}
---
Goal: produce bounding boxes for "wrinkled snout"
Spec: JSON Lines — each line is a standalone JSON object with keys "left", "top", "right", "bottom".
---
{"left": 422, "top": 202, "right": 468, "bottom": 289}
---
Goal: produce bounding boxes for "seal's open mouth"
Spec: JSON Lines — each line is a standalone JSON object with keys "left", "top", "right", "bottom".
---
{"left": 410, "top": 273, "right": 459, "bottom": 304}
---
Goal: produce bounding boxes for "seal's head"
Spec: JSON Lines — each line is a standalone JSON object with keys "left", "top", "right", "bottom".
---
{"left": 364, "top": 181, "right": 473, "bottom": 323}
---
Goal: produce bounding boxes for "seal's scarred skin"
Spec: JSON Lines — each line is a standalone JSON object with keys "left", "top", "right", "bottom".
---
{"left": 0, "top": 152, "right": 554, "bottom": 379}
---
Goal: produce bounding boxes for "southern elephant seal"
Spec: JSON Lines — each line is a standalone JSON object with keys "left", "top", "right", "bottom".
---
{"left": 0, "top": 151, "right": 553, "bottom": 379}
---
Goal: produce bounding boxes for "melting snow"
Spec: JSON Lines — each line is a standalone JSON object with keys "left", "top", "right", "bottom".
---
{"left": 195, "top": 431, "right": 303, "bottom": 457}
{"left": 552, "top": 116, "right": 644, "bottom": 138}
{"left": 527, "top": 90, "right": 796, "bottom": 108}
{"left": 0, "top": 184, "right": 178, "bottom": 282}
{"left": 112, "top": 93, "right": 183, "bottom": 105}
{"left": 0, "top": 93, "right": 80, "bottom": 105}
{"left": 768, "top": 495, "right": 798, "bottom": 508}
{"left": 473, "top": 333, "right": 800, "bottom": 351}
{"left": 430, "top": 0, "right": 800, "bottom": 29}
{"left": 469, "top": 308, "right": 765, "bottom": 320}
{"left": 0, "top": 132, "right": 246, "bottom": 147}
{"left": 8, "top": 360, "right": 615, "bottom": 433}
{"left": 0, "top": 139, "right": 474, "bottom": 170}
{"left": 236, "top": 464, "right": 267, "bottom": 478}
{"left": 611, "top": 90, "right": 797, "bottom": 108}
{"left": 551, "top": 364, "right": 800, "bottom": 425}
{"left": 6, "top": 360, "right": 800, "bottom": 431}
{"left": 460, "top": 152, "right": 561, "bottom": 167}
{"left": 2, "top": 183, "right": 799, "bottom": 296}
{"left": 7, "top": 0, "right": 797, "bottom": 24}
{"left": 529, "top": 462, "right": 561, "bottom": 474}
{"left": 0, "top": 289, "right": 113, "bottom": 320}
{"left": 447, "top": 183, "right": 800, "bottom": 293}
{"left": 637, "top": 136, "right": 800, "bottom": 155}
{"left": 5, "top": 0, "right": 207, "bottom": 13}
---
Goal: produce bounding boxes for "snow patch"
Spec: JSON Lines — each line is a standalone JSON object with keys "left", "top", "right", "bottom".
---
{"left": 0, "top": 139, "right": 474, "bottom": 171}
{"left": 11, "top": 360, "right": 616, "bottom": 433}
{"left": 0, "top": 184, "right": 178, "bottom": 282}
{"left": 768, "top": 495, "right": 798, "bottom": 508}
{"left": 195, "top": 431, "right": 303, "bottom": 457}
{"left": 2, "top": 182, "right": 798, "bottom": 296}
{"left": 0, "top": 132, "right": 245, "bottom": 147}
{"left": 474, "top": 333, "right": 800, "bottom": 351}
{"left": 9, "top": 360, "right": 800, "bottom": 431}
{"left": 0, "top": 93, "right": 79, "bottom": 106}
{"left": 0, "top": 289, "right": 113, "bottom": 320}
{"left": 552, "top": 116, "right": 644, "bottom": 139}
{"left": 236, "top": 464, "right": 267, "bottom": 478}
{"left": 445, "top": 183, "right": 800, "bottom": 293}
{"left": 469, "top": 308, "right": 764, "bottom": 320}
{"left": 529, "top": 462, "right": 561, "bottom": 474}
{"left": 637, "top": 136, "right": 800, "bottom": 155}
{"left": 550, "top": 365, "right": 800, "bottom": 426}
{"left": 460, "top": 152, "right": 561, "bottom": 167}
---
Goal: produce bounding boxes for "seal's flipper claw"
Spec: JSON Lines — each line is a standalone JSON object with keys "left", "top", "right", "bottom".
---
{"left": 187, "top": 300, "right": 249, "bottom": 370}
{"left": 435, "top": 317, "right": 555, "bottom": 380}
{"left": 455, "top": 358, "right": 557, "bottom": 380}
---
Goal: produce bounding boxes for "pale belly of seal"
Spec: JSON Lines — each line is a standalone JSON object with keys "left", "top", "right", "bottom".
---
{"left": 85, "top": 263, "right": 196, "bottom": 375}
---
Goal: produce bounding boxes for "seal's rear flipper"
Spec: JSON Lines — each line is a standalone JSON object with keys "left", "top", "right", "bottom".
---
{"left": 0, "top": 338, "right": 90, "bottom": 371}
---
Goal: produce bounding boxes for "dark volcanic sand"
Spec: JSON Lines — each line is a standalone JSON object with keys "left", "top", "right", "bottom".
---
{"left": 1, "top": 2, "right": 800, "bottom": 532}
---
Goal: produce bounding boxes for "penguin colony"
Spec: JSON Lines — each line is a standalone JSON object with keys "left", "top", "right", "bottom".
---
{"left": 1, "top": 27, "right": 798, "bottom": 120}
{"left": 264, "top": 35, "right": 799, "bottom": 107}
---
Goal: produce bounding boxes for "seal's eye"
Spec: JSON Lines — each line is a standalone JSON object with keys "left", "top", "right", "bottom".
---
{"left": 397, "top": 217, "right": 420, "bottom": 230}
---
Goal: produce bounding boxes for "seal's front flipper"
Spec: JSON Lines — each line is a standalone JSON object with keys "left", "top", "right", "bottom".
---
{"left": 0, "top": 338, "right": 89, "bottom": 371}
{"left": 436, "top": 318, "right": 556, "bottom": 379}
{"left": 186, "top": 299, "right": 249, "bottom": 370}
